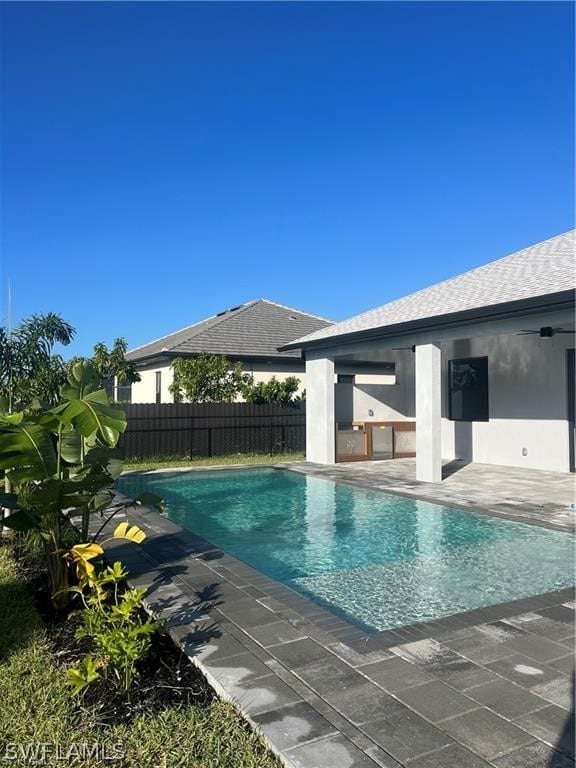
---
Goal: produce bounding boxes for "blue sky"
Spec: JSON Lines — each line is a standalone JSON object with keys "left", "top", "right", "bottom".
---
{"left": 1, "top": 1, "right": 574, "bottom": 357}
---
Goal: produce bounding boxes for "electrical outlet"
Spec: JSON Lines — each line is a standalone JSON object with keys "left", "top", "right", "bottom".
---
{"left": 522, "top": 447, "right": 528, "bottom": 456}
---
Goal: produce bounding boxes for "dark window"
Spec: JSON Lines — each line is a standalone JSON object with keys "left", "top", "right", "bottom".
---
{"left": 448, "top": 357, "right": 489, "bottom": 421}
{"left": 337, "top": 374, "right": 355, "bottom": 384}
{"left": 155, "top": 371, "right": 162, "bottom": 404}
{"left": 116, "top": 383, "right": 132, "bottom": 403}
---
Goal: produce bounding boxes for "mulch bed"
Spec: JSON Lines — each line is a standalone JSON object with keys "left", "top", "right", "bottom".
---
{"left": 5, "top": 536, "right": 214, "bottom": 725}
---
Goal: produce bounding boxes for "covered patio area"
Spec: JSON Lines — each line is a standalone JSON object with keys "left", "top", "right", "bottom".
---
{"left": 281, "top": 230, "right": 575, "bottom": 484}
{"left": 302, "top": 304, "right": 575, "bottom": 482}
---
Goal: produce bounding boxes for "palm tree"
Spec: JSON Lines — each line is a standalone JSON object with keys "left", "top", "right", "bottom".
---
{"left": 69, "top": 337, "right": 141, "bottom": 401}
{"left": 0, "top": 312, "right": 76, "bottom": 412}
{"left": 0, "top": 312, "right": 76, "bottom": 531}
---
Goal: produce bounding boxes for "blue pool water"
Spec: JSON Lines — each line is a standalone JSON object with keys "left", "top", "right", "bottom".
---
{"left": 117, "top": 468, "right": 575, "bottom": 632}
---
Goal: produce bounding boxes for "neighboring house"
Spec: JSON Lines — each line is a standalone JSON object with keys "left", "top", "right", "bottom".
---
{"left": 281, "top": 231, "right": 576, "bottom": 479}
{"left": 125, "top": 299, "right": 334, "bottom": 403}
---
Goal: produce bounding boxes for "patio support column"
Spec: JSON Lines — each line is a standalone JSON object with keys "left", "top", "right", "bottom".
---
{"left": 305, "top": 356, "right": 335, "bottom": 464}
{"left": 415, "top": 343, "right": 442, "bottom": 483}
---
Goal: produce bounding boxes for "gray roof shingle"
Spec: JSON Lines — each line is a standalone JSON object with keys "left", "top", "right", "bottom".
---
{"left": 284, "top": 230, "right": 575, "bottom": 349}
{"left": 127, "top": 300, "right": 333, "bottom": 362}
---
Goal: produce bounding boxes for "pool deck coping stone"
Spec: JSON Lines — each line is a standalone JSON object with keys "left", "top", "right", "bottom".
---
{"left": 104, "top": 461, "right": 575, "bottom": 768}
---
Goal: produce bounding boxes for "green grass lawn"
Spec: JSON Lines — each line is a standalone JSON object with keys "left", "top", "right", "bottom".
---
{"left": 0, "top": 544, "right": 280, "bottom": 768}
{"left": 123, "top": 451, "right": 304, "bottom": 472}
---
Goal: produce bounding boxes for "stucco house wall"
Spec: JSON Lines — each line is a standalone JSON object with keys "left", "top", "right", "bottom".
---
{"left": 439, "top": 331, "right": 572, "bottom": 473}
{"left": 131, "top": 363, "right": 174, "bottom": 404}
{"left": 130, "top": 360, "right": 309, "bottom": 403}
{"left": 337, "top": 324, "right": 573, "bottom": 473}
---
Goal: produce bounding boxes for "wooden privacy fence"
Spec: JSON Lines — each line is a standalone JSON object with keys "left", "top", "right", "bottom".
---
{"left": 119, "top": 402, "right": 306, "bottom": 459}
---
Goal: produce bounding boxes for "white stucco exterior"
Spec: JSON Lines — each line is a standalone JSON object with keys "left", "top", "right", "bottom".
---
{"left": 306, "top": 355, "right": 336, "bottom": 464}
{"left": 130, "top": 363, "right": 173, "bottom": 404}
{"left": 129, "top": 360, "right": 310, "bottom": 404}
{"left": 439, "top": 329, "right": 573, "bottom": 473}
{"left": 415, "top": 344, "right": 442, "bottom": 482}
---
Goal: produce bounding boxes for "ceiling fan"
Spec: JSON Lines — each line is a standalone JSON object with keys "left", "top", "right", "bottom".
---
{"left": 517, "top": 326, "right": 575, "bottom": 338}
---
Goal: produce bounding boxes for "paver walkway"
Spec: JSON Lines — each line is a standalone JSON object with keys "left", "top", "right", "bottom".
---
{"left": 105, "top": 462, "right": 575, "bottom": 768}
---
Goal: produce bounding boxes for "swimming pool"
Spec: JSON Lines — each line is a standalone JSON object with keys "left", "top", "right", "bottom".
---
{"left": 117, "top": 468, "right": 575, "bottom": 632}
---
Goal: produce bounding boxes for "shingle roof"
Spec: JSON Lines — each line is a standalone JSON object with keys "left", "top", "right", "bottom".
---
{"left": 283, "top": 230, "right": 575, "bottom": 349}
{"left": 126, "top": 300, "right": 333, "bottom": 362}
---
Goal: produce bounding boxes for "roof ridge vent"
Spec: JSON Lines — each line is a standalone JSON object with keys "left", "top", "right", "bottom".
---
{"left": 216, "top": 304, "right": 244, "bottom": 317}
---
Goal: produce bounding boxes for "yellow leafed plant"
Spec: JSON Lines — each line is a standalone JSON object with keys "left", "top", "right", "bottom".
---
{"left": 63, "top": 522, "right": 147, "bottom": 587}
{"left": 67, "top": 542, "right": 104, "bottom": 586}
{"left": 62, "top": 520, "right": 159, "bottom": 695}
{"left": 112, "top": 521, "right": 147, "bottom": 544}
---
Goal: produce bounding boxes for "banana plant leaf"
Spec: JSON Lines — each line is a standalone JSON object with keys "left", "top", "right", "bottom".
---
{"left": 20, "top": 478, "right": 67, "bottom": 513}
{"left": 60, "top": 360, "right": 101, "bottom": 399}
{"left": 0, "top": 492, "right": 19, "bottom": 509}
{"left": 52, "top": 391, "right": 126, "bottom": 446}
{"left": 58, "top": 425, "right": 83, "bottom": 465}
{"left": 58, "top": 429, "right": 123, "bottom": 478}
{"left": 20, "top": 477, "right": 90, "bottom": 516}
{"left": 20, "top": 466, "right": 115, "bottom": 517}
{"left": 58, "top": 426, "right": 99, "bottom": 465}
{"left": 0, "top": 422, "right": 57, "bottom": 482}
{"left": 1, "top": 507, "right": 41, "bottom": 532}
{"left": 90, "top": 489, "right": 115, "bottom": 512}
{"left": 84, "top": 445, "right": 124, "bottom": 479}
{"left": 0, "top": 411, "right": 24, "bottom": 425}
{"left": 50, "top": 360, "right": 127, "bottom": 447}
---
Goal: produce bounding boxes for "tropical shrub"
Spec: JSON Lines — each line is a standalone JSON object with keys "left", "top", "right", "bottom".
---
{"left": 66, "top": 532, "right": 161, "bottom": 695}
{"left": 170, "top": 354, "right": 254, "bottom": 403}
{"left": 0, "top": 360, "right": 161, "bottom": 606}
{"left": 243, "top": 376, "right": 301, "bottom": 404}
